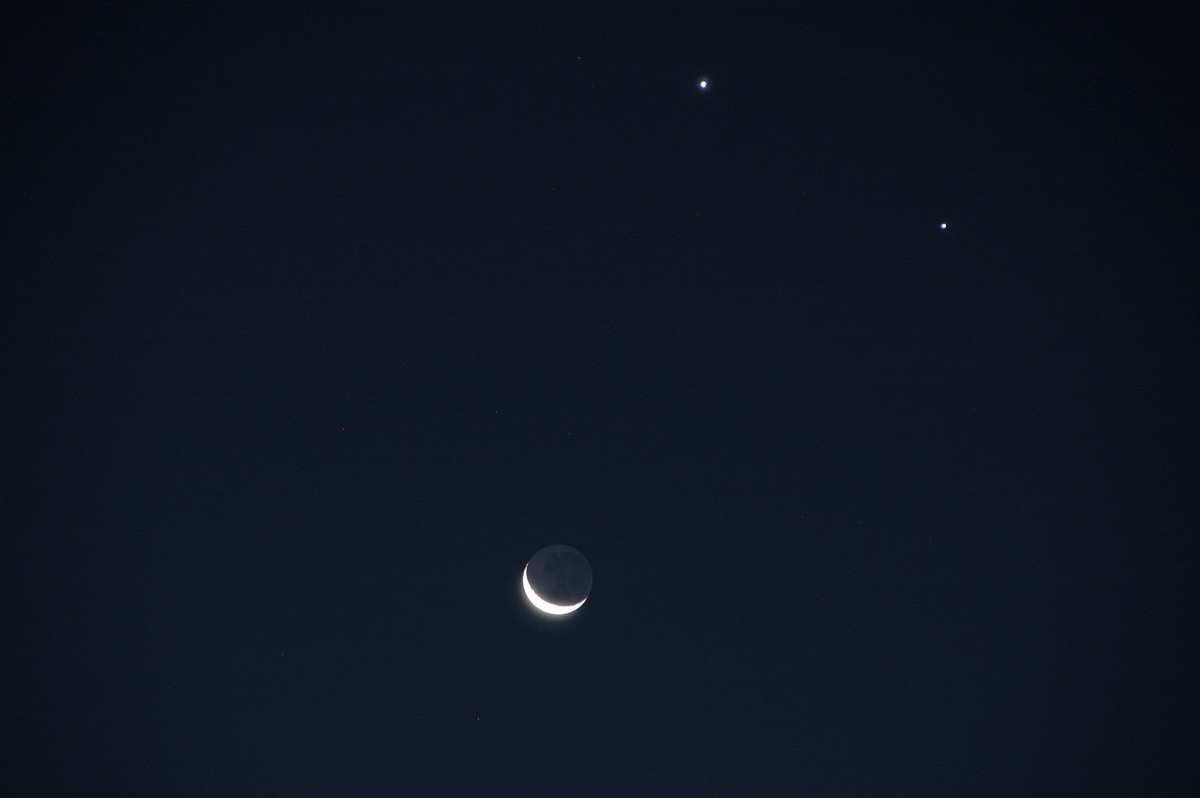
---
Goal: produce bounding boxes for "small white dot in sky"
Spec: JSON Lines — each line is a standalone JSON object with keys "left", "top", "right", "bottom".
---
{"left": 698, "top": 79, "right": 708, "bottom": 90}
{"left": 939, "top": 222, "right": 948, "bottom": 230}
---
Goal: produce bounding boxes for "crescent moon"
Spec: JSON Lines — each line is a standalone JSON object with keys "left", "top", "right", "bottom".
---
{"left": 523, "top": 564, "right": 586, "bottom": 615}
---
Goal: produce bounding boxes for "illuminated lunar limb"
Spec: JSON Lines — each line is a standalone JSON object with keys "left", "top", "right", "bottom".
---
{"left": 523, "top": 566, "right": 585, "bottom": 614}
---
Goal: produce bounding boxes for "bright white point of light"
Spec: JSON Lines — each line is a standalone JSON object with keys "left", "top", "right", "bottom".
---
{"left": 940, "top": 222, "right": 948, "bottom": 229}
{"left": 698, "top": 79, "right": 708, "bottom": 90}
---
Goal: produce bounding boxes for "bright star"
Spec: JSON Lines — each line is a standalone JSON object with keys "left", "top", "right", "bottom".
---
{"left": 698, "top": 79, "right": 708, "bottom": 90}
{"left": 939, "top": 222, "right": 948, "bottom": 230}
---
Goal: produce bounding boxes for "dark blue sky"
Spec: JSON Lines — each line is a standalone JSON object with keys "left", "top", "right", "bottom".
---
{"left": 4, "top": 2, "right": 1197, "bottom": 794}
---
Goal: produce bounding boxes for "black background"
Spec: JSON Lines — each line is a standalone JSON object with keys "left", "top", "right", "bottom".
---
{"left": 4, "top": 2, "right": 1197, "bottom": 794}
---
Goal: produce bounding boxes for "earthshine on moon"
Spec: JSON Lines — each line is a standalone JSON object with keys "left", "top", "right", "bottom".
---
{"left": 522, "top": 545, "right": 593, "bottom": 615}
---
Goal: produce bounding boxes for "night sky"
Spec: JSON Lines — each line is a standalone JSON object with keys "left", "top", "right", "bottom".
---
{"left": 4, "top": 2, "right": 1197, "bottom": 794}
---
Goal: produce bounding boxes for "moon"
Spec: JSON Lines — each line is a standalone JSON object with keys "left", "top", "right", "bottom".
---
{"left": 521, "top": 545, "right": 593, "bottom": 615}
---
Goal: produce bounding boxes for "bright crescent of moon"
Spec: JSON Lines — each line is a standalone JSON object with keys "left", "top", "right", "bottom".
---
{"left": 523, "top": 564, "right": 586, "bottom": 615}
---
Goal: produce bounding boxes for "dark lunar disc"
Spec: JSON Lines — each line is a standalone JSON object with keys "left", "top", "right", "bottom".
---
{"left": 526, "top": 545, "right": 593, "bottom": 607}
